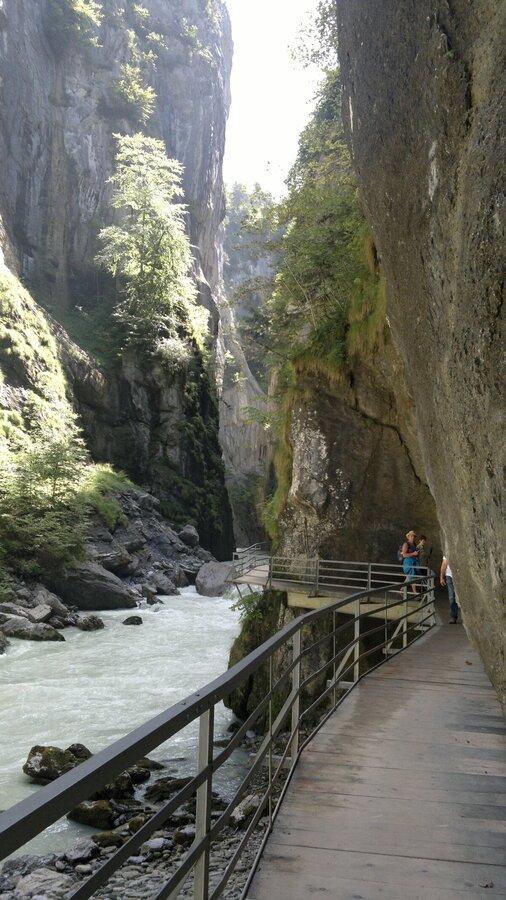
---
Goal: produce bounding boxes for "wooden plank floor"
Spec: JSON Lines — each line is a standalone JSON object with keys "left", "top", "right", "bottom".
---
{"left": 247, "top": 610, "right": 506, "bottom": 899}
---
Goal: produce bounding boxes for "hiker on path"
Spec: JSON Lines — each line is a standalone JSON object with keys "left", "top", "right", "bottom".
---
{"left": 401, "top": 530, "right": 420, "bottom": 594}
{"left": 440, "top": 555, "right": 459, "bottom": 623}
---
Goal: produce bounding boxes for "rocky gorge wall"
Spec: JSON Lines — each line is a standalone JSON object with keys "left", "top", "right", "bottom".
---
{"left": 0, "top": 0, "right": 235, "bottom": 556}
{"left": 276, "top": 332, "right": 442, "bottom": 565}
{"left": 336, "top": 0, "right": 505, "bottom": 704}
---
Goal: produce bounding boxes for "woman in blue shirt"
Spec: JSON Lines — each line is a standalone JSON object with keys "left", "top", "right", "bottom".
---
{"left": 402, "top": 530, "right": 420, "bottom": 594}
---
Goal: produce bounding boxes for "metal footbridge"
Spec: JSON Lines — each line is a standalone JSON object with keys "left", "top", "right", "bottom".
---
{"left": 0, "top": 548, "right": 504, "bottom": 899}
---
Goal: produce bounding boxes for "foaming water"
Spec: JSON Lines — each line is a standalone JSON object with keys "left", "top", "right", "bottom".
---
{"left": 0, "top": 587, "right": 241, "bottom": 855}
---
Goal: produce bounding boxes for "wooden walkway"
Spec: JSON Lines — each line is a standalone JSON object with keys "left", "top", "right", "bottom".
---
{"left": 247, "top": 610, "right": 506, "bottom": 899}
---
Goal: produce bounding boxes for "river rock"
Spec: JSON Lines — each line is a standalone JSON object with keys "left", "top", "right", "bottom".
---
{"left": 74, "top": 614, "right": 105, "bottom": 631}
{"left": 93, "top": 772, "right": 135, "bottom": 800}
{"left": 63, "top": 839, "right": 99, "bottom": 866}
{"left": 48, "top": 562, "right": 137, "bottom": 611}
{"left": 32, "top": 586, "right": 70, "bottom": 619}
{"left": 151, "top": 571, "right": 178, "bottom": 595}
{"left": 26, "top": 603, "right": 52, "bottom": 624}
{"left": 178, "top": 525, "right": 200, "bottom": 548}
{"left": 126, "top": 764, "right": 150, "bottom": 784}
{"left": 135, "top": 756, "right": 164, "bottom": 771}
{"left": 123, "top": 616, "right": 143, "bottom": 626}
{"left": 0, "top": 601, "right": 30, "bottom": 618}
{"left": 0, "top": 630, "right": 9, "bottom": 653}
{"left": 231, "top": 793, "right": 261, "bottom": 827}
{"left": 195, "top": 561, "right": 234, "bottom": 597}
{"left": 68, "top": 800, "right": 116, "bottom": 830}
{"left": 174, "top": 567, "right": 190, "bottom": 588}
{"left": 140, "top": 583, "right": 157, "bottom": 601}
{"left": 144, "top": 776, "right": 193, "bottom": 804}
{"left": 23, "top": 746, "right": 79, "bottom": 784}
{"left": 91, "top": 829, "right": 127, "bottom": 848}
{"left": 1, "top": 616, "right": 65, "bottom": 642}
{"left": 93, "top": 547, "right": 137, "bottom": 577}
{"left": 14, "top": 867, "right": 74, "bottom": 898}
{"left": 66, "top": 743, "right": 93, "bottom": 761}
{"left": 173, "top": 825, "right": 195, "bottom": 845}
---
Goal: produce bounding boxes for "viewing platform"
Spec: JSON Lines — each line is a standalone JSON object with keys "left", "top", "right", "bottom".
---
{"left": 232, "top": 543, "right": 434, "bottom": 623}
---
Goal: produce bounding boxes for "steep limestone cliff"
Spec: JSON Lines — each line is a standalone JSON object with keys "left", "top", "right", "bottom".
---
{"left": 0, "top": 0, "right": 234, "bottom": 556}
{"left": 336, "top": 0, "right": 505, "bottom": 702}
{"left": 277, "top": 333, "right": 441, "bottom": 565}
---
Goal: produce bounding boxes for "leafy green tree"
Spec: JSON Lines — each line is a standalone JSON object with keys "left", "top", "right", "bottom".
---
{"left": 0, "top": 412, "right": 88, "bottom": 576}
{"left": 97, "top": 134, "right": 207, "bottom": 363}
{"left": 46, "top": 0, "right": 103, "bottom": 52}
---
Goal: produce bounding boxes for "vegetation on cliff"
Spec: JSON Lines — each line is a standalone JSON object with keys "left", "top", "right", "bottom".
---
{"left": 243, "top": 68, "right": 387, "bottom": 541}
{"left": 0, "top": 269, "right": 131, "bottom": 583}
{"left": 46, "top": 0, "right": 103, "bottom": 52}
{"left": 97, "top": 134, "right": 208, "bottom": 365}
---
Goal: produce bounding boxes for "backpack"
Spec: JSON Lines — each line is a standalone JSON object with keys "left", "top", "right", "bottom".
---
{"left": 397, "top": 544, "right": 404, "bottom": 562}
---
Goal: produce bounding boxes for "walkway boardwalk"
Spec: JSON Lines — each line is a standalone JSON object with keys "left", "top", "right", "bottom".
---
{"left": 247, "top": 612, "right": 506, "bottom": 899}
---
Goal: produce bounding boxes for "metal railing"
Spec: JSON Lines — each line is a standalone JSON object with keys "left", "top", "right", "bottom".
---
{"left": 0, "top": 574, "right": 436, "bottom": 899}
{"left": 233, "top": 545, "right": 432, "bottom": 595}
{"left": 233, "top": 542, "right": 271, "bottom": 577}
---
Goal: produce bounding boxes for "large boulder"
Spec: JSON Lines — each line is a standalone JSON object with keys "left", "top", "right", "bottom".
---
{"left": 23, "top": 745, "right": 82, "bottom": 784}
{"left": 150, "top": 571, "right": 178, "bottom": 595}
{"left": 32, "top": 586, "right": 70, "bottom": 618}
{"left": 0, "top": 616, "right": 65, "bottom": 642}
{"left": 0, "top": 601, "right": 30, "bottom": 618}
{"left": 25, "top": 603, "right": 52, "bottom": 624}
{"left": 178, "top": 524, "right": 200, "bottom": 547}
{"left": 195, "top": 561, "right": 234, "bottom": 597}
{"left": 49, "top": 562, "right": 138, "bottom": 611}
{"left": 14, "top": 867, "right": 74, "bottom": 898}
{"left": 68, "top": 800, "right": 116, "bottom": 830}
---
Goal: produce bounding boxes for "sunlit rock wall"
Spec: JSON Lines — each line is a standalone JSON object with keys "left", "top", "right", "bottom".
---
{"left": 0, "top": 0, "right": 235, "bottom": 556}
{"left": 337, "top": 0, "right": 505, "bottom": 703}
{"left": 278, "top": 339, "right": 441, "bottom": 566}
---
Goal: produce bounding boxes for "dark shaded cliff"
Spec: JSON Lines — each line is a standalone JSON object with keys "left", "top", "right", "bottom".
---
{"left": 336, "top": 0, "right": 505, "bottom": 703}
{"left": 0, "top": 0, "right": 234, "bottom": 557}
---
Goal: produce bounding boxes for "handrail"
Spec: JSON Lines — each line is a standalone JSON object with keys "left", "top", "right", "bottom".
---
{"left": 233, "top": 547, "right": 433, "bottom": 597}
{"left": 0, "top": 573, "right": 436, "bottom": 900}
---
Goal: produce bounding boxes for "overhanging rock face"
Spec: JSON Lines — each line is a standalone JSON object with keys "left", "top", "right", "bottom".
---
{"left": 336, "top": 0, "right": 505, "bottom": 705}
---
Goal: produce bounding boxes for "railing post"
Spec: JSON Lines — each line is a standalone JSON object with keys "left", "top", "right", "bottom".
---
{"left": 367, "top": 562, "right": 372, "bottom": 590}
{"left": 194, "top": 707, "right": 214, "bottom": 900}
{"left": 314, "top": 558, "right": 320, "bottom": 596}
{"left": 403, "top": 584, "right": 408, "bottom": 648}
{"left": 332, "top": 610, "right": 337, "bottom": 709}
{"left": 354, "top": 597, "right": 360, "bottom": 682}
{"left": 268, "top": 657, "right": 273, "bottom": 830}
{"left": 290, "top": 629, "right": 301, "bottom": 764}
{"left": 384, "top": 591, "right": 388, "bottom": 652}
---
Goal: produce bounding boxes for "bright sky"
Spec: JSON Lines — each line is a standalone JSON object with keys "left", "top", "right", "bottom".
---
{"left": 223, "top": 0, "right": 321, "bottom": 198}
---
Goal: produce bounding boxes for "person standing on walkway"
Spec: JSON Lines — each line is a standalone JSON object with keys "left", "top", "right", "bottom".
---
{"left": 440, "top": 555, "right": 459, "bottom": 623}
{"left": 402, "top": 530, "right": 420, "bottom": 594}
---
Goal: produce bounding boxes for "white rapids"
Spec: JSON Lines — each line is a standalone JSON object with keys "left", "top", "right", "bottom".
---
{"left": 0, "top": 587, "right": 242, "bottom": 856}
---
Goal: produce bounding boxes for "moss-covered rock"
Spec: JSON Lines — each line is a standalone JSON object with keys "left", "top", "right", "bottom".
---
{"left": 68, "top": 800, "right": 116, "bottom": 830}
{"left": 23, "top": 745, "right": 80, "bottom": 784}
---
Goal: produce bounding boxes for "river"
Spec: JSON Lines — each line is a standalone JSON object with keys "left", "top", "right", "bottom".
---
{"left": 0, "top": 587, "right": 242, "bottom": 856}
